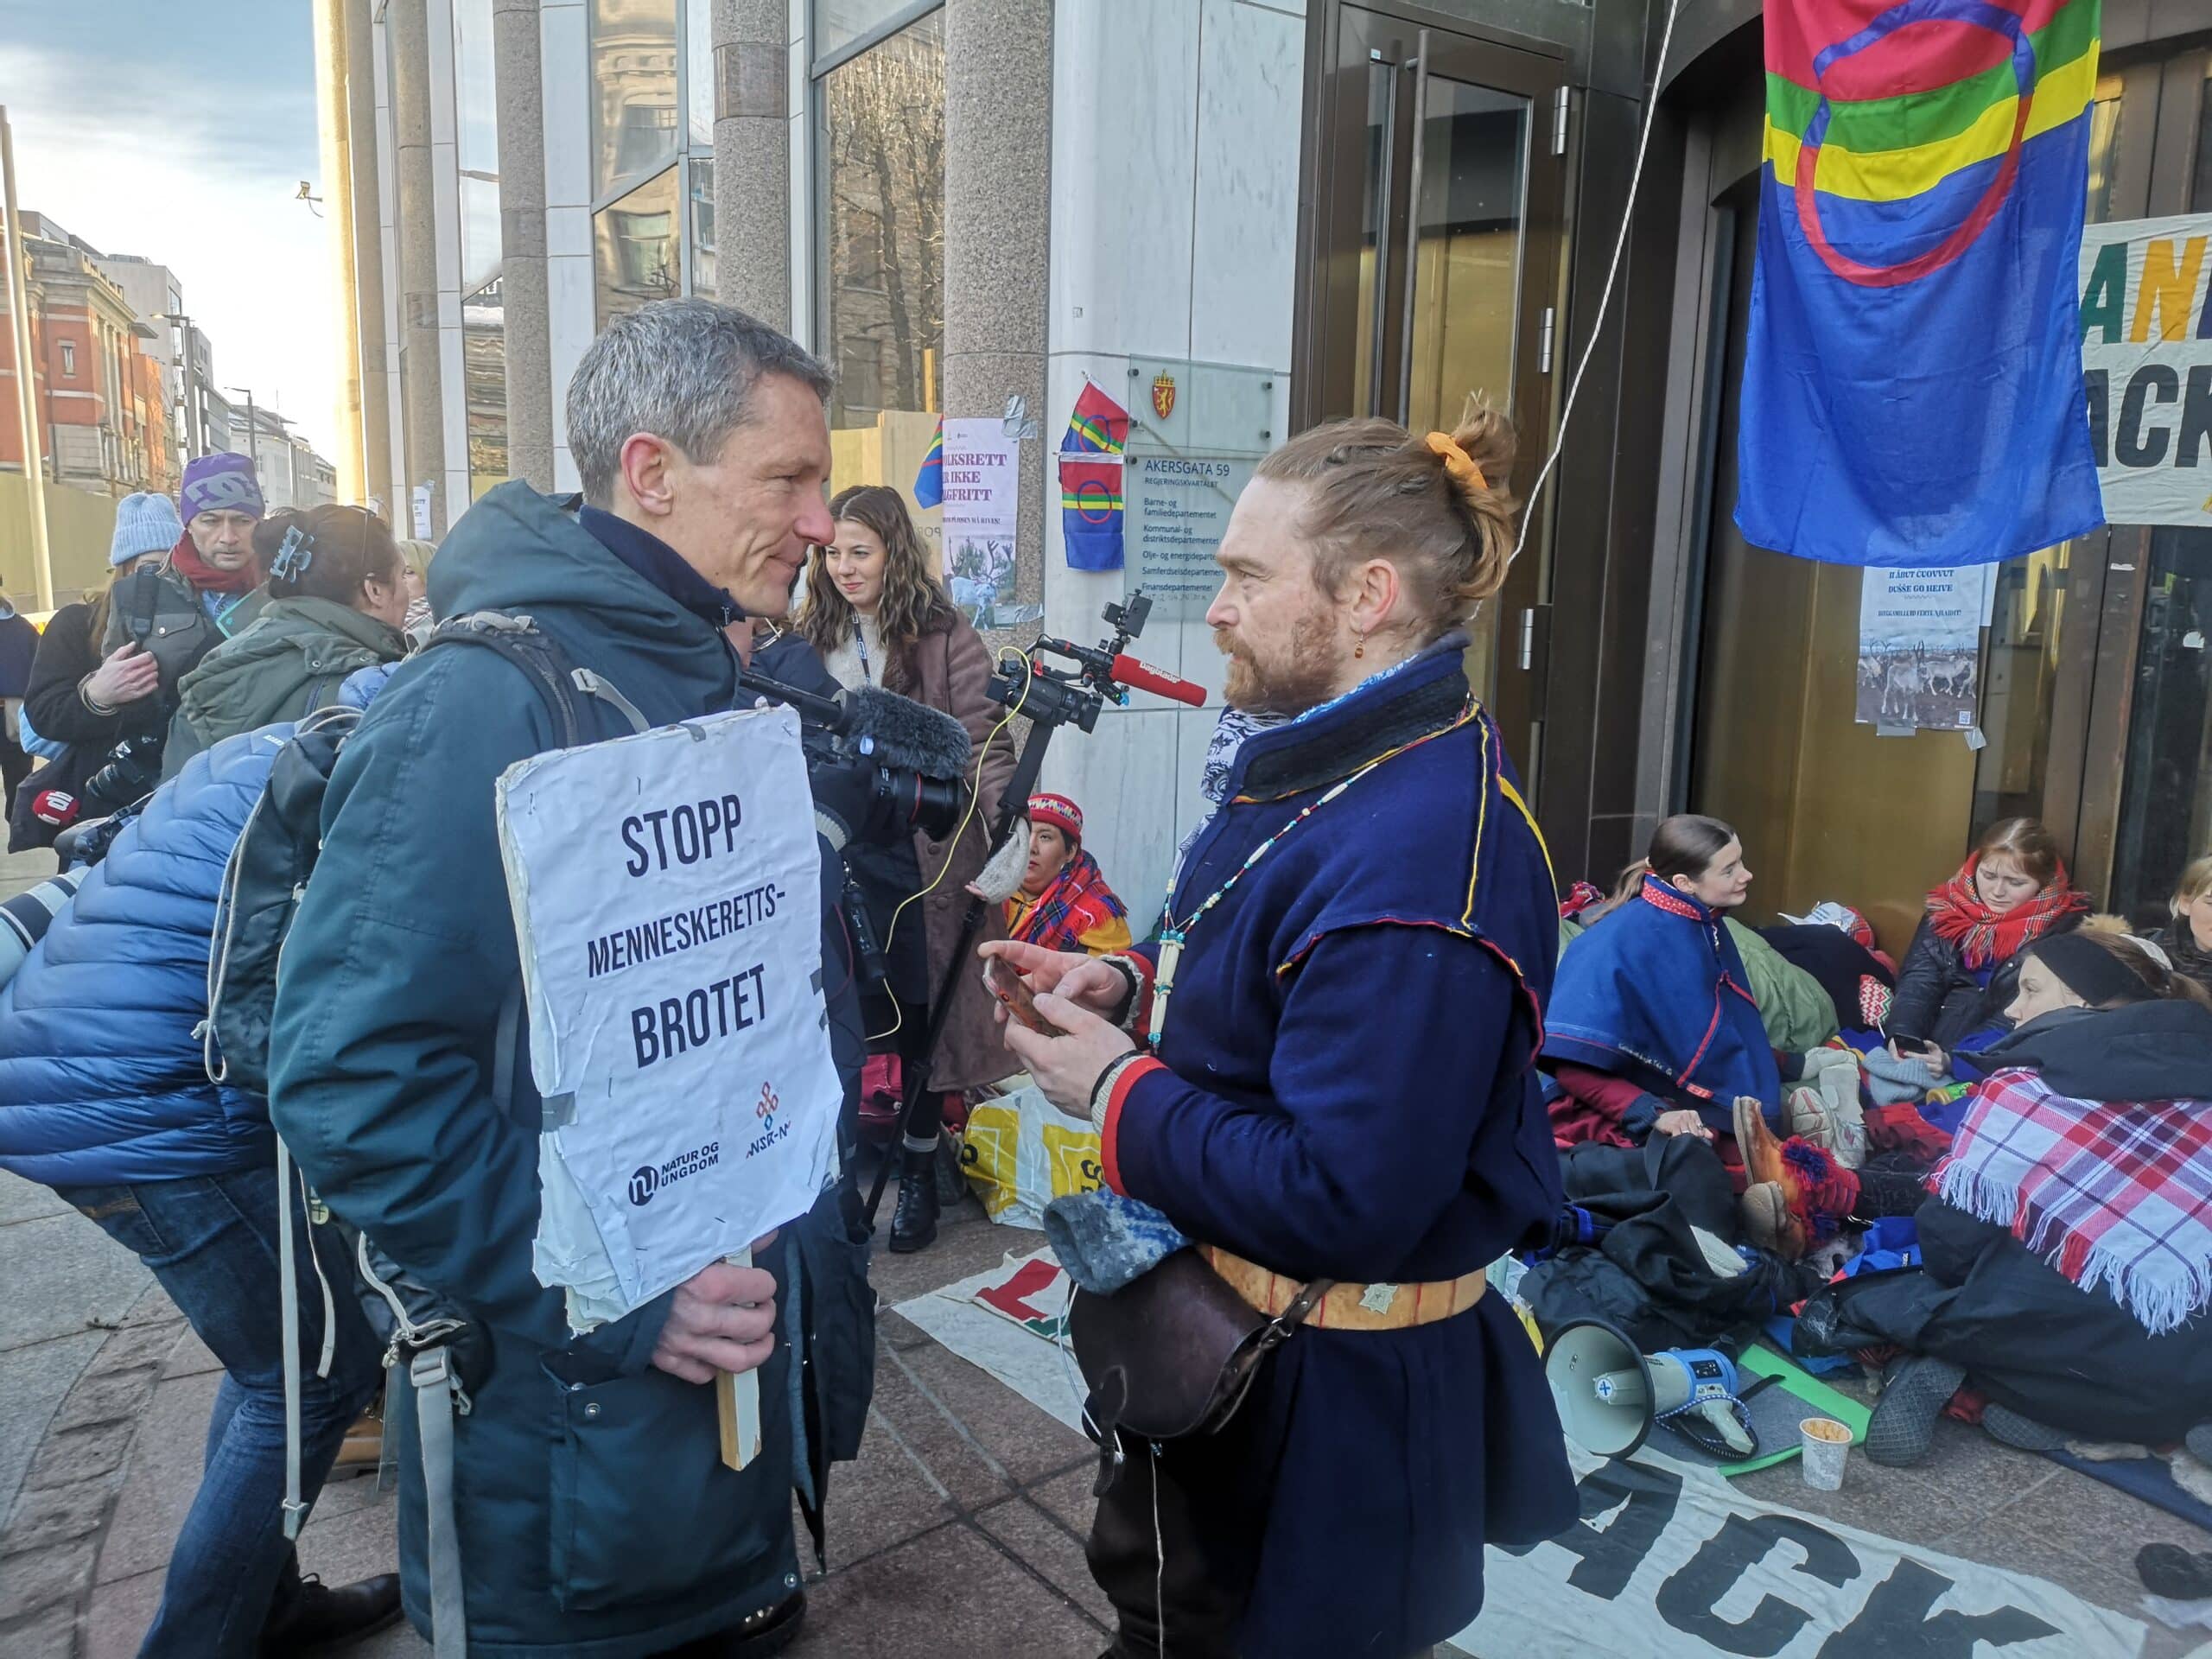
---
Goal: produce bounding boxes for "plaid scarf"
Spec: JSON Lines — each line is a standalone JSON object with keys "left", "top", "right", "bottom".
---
{"left": 1933, "top": 1069, "right": 2212, "bottom": 1334}
{"left": 1923, "top": 855, "right": 2088, "bottom": 970}
{"left": 1011, "top": 849, "right": 1125, "bottom": 955}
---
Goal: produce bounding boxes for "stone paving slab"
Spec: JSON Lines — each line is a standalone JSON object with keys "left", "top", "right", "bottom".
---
{"left": 30, "top": 1185, "right": 2212, "bottom": 1658}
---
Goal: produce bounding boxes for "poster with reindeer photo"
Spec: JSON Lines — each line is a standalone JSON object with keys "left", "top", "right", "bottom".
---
{"left": 1855, "top": 566, "right": 1992, "bottom": 731}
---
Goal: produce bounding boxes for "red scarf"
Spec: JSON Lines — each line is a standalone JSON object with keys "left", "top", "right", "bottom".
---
{"left": 1923, "top": 854, "right": 2087, "bottom": 970}
{"left": 167, "top": 531, "right": 261, "bottom": 594}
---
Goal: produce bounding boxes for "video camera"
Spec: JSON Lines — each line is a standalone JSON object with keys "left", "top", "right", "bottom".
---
{"left": 986, "top": 593, "right": 1205, "bottom": 730}
{"left": 734, "top": 664, "right": 969, "bottom": 847}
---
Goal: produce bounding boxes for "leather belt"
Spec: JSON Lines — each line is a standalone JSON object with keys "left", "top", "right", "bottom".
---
{"left": 1200, "top": 1245, "right": 1487, "bottom": 1332}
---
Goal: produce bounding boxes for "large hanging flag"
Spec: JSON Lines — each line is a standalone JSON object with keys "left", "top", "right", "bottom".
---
{"left": 1737, "top": 0, "right": 2107, "bottom": 569}
{"left": 1060, "top": 459, "right": 1125, "bottom": 571}
{"left": 913, "top": 418, "right": 944, "bottom": 509}
{"left": 1062, "top": 381, "right": 1129, "bottom": 456}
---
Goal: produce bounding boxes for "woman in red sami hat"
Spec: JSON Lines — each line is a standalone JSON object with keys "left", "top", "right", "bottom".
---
{"left": 1003, "top": 793, "right": 1132, "bottom": 957}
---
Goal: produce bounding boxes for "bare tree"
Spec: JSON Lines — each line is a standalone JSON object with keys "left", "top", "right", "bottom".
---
{"left": 824, "top": 28, "right": 944, "bottom": 421}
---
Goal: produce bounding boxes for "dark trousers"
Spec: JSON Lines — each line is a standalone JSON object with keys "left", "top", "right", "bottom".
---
{"left": 1088, "top": 1423, "right": 1271, "bottom": 1659}
{"left": 56, "top": 1167, "right": 385, "bottom": 1658}
{"left": 1087, "top": 1399, "right": 1440, "bottom": 1659}
{"left": 1, "top": 724, "right": 29, "bottom": 818}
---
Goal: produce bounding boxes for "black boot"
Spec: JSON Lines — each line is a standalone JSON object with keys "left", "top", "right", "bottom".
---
{"left": 888, "top": 1140, "right": 940, "bottom": 1254}
{"left": 259, "top": 1573, "right": 403, "bottom": 1656}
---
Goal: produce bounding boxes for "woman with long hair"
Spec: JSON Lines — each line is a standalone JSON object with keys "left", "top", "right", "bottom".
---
{"left": 1889, "top": 816, "right": 2088, "bottom": 1071}
{"left": 797, "top": 484, "right": 1016, "bottom": 1252}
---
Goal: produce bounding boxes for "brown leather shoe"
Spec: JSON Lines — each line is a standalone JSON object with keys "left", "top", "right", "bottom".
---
{"left": 1733, "top": 1096, "right": 1788, "bottom": 1187}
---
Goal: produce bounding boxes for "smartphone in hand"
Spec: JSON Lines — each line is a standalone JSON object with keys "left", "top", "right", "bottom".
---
{"left": 984, "top": 957, "right": 1055, "bottom": 1033}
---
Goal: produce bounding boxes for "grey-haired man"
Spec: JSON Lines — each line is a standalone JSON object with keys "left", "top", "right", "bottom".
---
{"left": 272, "top": 301, "right": 861, "bottom": 1656}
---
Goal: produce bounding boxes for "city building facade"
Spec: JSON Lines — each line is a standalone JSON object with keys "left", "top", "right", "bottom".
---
{"left": 340, "top": 0, "right": 2212, "bottom": 938}
{"left": 0, "top": 212, "right": 172, "bottom": 497}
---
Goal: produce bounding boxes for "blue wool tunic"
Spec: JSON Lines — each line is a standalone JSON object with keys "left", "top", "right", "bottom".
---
{"left": 1542, "top": 877, "right": 1783, "bottom": 1134}
{"left": 1099, "top": 646, "right": 1576, "bottom": 1656}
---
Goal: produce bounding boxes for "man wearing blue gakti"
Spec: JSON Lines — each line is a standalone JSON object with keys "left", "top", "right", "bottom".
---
{"left": 986, "top": 402, "right": 1575, "bottom": 1659}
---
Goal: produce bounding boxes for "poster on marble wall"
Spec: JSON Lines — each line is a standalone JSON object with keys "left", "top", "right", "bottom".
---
{"left": 940, "top": 417, "right": 1028, "bottom": 628}
{"left": 1124, "top": 454, "right": 1255, "bottom": 620}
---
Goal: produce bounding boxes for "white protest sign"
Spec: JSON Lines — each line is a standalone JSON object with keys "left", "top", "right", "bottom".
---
{"left": 496, "top": 705, "right": 837, "bottom": 1330}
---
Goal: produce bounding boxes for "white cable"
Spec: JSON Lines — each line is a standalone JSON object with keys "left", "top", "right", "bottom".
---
{"left": 1512, "top": 0, "right": 1686, "bottom": 563}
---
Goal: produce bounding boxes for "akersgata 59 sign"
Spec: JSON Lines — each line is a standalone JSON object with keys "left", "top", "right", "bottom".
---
{"left": 2080, "top": 210, "right": 2212, "bottom": 525}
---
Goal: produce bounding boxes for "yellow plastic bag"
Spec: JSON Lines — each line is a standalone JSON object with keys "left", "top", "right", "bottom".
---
{"left": 958, "top": 1084, "right": 1103, "bottom": 1228}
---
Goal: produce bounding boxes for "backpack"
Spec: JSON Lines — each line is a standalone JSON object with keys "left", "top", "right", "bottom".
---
{"left": 207, "top": 610, "right": 608, "bottom": 1094}
{"left": 202, "top": 609, "right": 649, "bottom": 1659}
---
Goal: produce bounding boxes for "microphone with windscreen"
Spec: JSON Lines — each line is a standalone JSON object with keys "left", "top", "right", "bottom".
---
{"left": 739, "top": 668, "right": 972, "bottom": 844}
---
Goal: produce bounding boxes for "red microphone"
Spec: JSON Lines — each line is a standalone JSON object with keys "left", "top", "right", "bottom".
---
{"left": 1110, "top": 654, "right": 1207, "bottom": 708}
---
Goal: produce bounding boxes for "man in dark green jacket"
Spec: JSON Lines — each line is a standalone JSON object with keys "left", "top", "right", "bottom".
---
{"left": 270, "top": 302, "right": 851, "bottom": 1656}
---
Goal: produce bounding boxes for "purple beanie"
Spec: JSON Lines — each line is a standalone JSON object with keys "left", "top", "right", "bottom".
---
{"left": 179, "top": 452, "right": 264, "bottom": 524}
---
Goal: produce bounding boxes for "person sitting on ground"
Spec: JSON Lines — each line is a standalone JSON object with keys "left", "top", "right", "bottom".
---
{"left": 1887, "top": 816, "right": 2088, "bottom": 1075}
{"left": 2145, "top": 855, "right": 2212, "bottom": 998}
{"left": 1843, "top": 926, "right": 2212, "bottom": 1466}
{"left": 6, "top": 494, "right": 182, "bottom": 852}
{"left": 797, "top": 482, "right": 1017, "bottom": 1253}
{"left": 1543, "top": 816, "right": 1784, "bottom": 1158}
{"left": 1558, "top": 877, "right": 1838, "bottom": 1054}
{"left": 162, "top": 506, "right": 411, "bottom": 779}
{"left": 1001, "top": 792, "right": 1132, "bottom": 957}
{"left": 0, "top": 726, "right": 399, "bottom": 1655}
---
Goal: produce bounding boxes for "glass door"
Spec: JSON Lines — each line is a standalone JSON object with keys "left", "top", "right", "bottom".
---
{"left": 1300, "top": 5, "right": 1567, "bottom": 780}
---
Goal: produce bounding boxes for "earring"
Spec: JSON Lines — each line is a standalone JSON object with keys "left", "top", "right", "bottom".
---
{"left": 1353, "top": 628, "right": 1366, "bottom": 659}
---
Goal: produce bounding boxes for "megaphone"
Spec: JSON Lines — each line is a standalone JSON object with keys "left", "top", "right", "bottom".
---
{"left": 1543, "top": 1319, "right": 1751, "bottom": 1459}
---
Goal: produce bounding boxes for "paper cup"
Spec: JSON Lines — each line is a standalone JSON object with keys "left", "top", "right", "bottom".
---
{"left": 1799, "top": 1416, "right": 1852, "bottom": 1491}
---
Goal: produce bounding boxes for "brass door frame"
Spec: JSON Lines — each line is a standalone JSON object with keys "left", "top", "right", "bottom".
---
{"left": 1293, "top": 0, "right": 1571, "bottom": 779}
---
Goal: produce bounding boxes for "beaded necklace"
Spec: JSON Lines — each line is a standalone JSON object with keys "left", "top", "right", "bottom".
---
{"left": 1148, "top": 751, "right": 1393, "bottom": 1049}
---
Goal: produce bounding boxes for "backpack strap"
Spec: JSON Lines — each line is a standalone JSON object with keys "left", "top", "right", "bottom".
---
{"left": 418, "top": 611, "right": 590, "bottom": 748}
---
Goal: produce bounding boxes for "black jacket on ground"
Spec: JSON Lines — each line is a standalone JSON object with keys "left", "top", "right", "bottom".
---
{"left": 1886, "top": 911, "right": 2085, "bottom": 1051}
{"left": 7, "top": 601, "right": 167, "bottom": 852}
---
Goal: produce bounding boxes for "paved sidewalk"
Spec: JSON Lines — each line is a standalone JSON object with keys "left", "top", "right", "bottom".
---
{"left": 2, "top": 1109, "right": 2207, "bottom": 1655}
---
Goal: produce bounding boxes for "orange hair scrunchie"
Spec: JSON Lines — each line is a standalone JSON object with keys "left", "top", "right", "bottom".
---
{"left": 1424, "top": 431, "right": 1486, "bottom": 491}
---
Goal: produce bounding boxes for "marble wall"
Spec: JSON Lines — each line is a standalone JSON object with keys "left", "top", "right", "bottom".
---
{"left": 1039, "top": 0, "right": 1306, "bottom": 924}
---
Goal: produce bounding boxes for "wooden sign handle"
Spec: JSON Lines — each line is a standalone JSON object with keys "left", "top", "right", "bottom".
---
{"left": 715, "top": 1248, "right": 764, "bottom": 1471}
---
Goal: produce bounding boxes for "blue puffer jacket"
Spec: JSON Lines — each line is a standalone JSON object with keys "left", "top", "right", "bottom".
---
{"left": 0, "top": 726, "right": 292, "bottom": 1185}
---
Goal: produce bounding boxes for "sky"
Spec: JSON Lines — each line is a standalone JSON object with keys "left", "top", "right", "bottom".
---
{"left": 1, "top": 0, "right": 340, "bottom": 459}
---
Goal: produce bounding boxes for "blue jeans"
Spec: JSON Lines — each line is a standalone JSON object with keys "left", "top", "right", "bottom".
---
{"left": 58, "top": 1166, "right": 385, "bottom": 1659}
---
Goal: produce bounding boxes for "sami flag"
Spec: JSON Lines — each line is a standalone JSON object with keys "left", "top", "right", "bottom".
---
{"left": 1062, "top": 381, "right": 1129, "bottom": 456}
{"left": 1060, "top": 458, "right": 1125, "bottom": 570}
{"left": 912, "top": 418, "right": 944, "bottom": 508}
{"left": 1737, "top": 0, "right": 2106, "bottom": 569}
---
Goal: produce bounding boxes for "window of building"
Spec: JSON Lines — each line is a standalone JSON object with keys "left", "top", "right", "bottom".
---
{"left": 2196, "top": 60, "right": 2212, "bottom": 213}
{"left": 815, "top": 0, "right": 938, "bottom": 67}
{"left": 593, "top": 0, "right": 680, "bottom": 202}
{"left": 2087, "top": 73, "right": 2123, "bottom": 223}
{"left": 464, "top": 280, "right": 510, "bottom": 499}
{"left": 690, "top": 156, "right": 717, "bottom": 298}
{"left": 594, "top": 166, "right": 682, "bottom": 327}
{"left": 817, "top": 3, "right": 944, "bottom": 468}
{"left": 590, "top": 0, "right": 715, "bottom": 315}
{"left": 58, "top": 340, "right": 75, "bottom": 378}
{"left": 454, "top": 0, "right": 503, "bottom": 294}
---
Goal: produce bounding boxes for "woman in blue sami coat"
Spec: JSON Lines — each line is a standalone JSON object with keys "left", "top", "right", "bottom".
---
{"left": 985, "top": 404, "right": 1574, "bottom": 1659}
